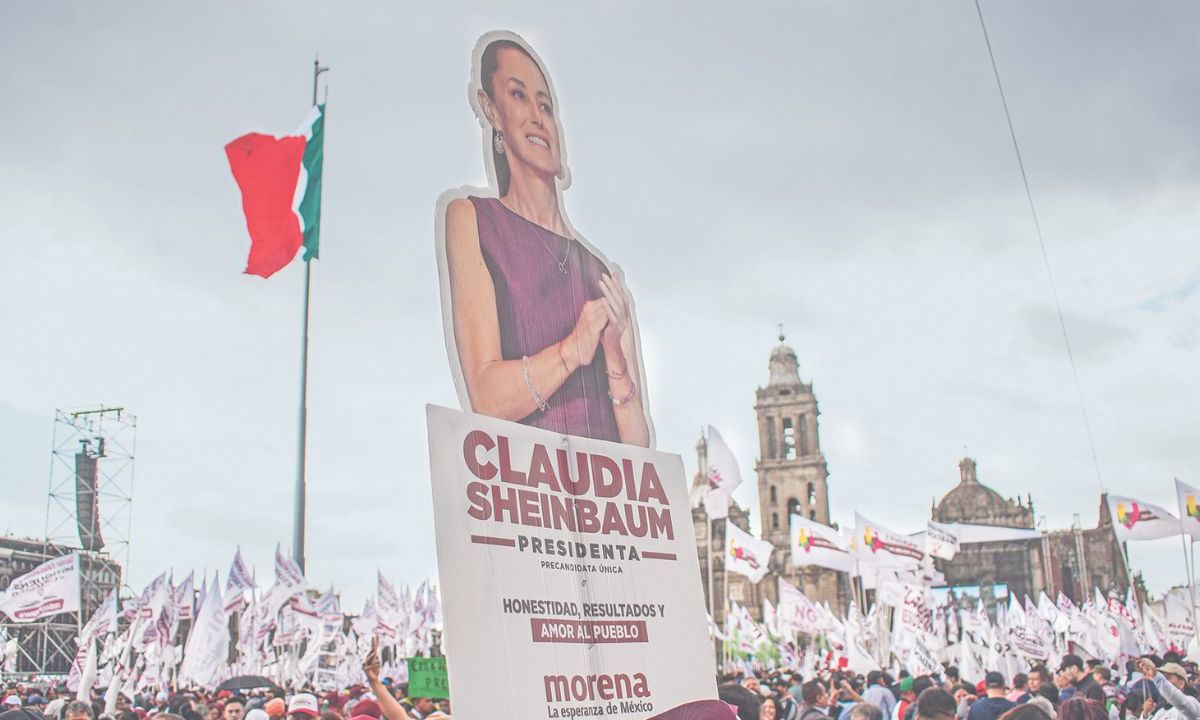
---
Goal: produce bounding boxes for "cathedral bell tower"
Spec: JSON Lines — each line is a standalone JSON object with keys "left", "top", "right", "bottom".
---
{"left": 755, "top": 333, "right": 831, "bottom": 548}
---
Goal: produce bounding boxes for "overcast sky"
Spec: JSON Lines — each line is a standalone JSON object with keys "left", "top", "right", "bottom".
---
{"left": 2, "top": 1, "right": 1198, "bottom": 606}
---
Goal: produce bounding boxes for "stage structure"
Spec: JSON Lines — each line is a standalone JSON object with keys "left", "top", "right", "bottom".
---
{"left": 1, "top": 407, "right": 131, "bottom": 675}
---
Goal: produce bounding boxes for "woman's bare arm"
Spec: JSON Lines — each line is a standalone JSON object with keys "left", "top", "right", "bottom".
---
{"left": 445, "top": 198, "right": 608, "bottom": 420}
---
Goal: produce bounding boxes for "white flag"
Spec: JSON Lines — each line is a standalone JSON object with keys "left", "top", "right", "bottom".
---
{"left": 790, "top": 514, "right": 853, "bottom": 572}
{"left": 777, "top": 578, "right": 823, "bottom": 635}
{"left": 224, "top": 547, "right": 255, "bottom": 613}
{"left": 925, "top": 522, "right": 960, "bottom": 560}
{"left": 0, "top": 553, "right": 81, "bottom": 623}
{"left": 180, "top": 575, "right": 228, "bottom": 689}
{"left": 855, "top": 513, "right": 925, "bottom": 570}
{"left": 703, "top": 427, "right": 743, "bottom": 519}
{"left": 267, "top": 544, "right": 307, "bottom": 618}
{"left": 1108, "top": 495, "right": 1181, "bottom": 541}
{"left": 1176, "top": 479, "right": 1200, "bottom": 539}
{"left": 725, "top": 521, "right": 772, "bottom": 583}
{"left": 81, "top": 588, "right": 118, "bottom": 643}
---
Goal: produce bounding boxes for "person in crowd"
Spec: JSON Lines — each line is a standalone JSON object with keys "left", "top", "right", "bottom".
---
{"left": 1007, "top": 675, "right": 1030, "bottom": 704}
{"left": 967, "top": 673, "right": 1015, "bottom": 720}
{"left": 222, "top": 699, "right": 245, "bottom": 720}
{"left": 952, "top": 683, "right": 977, "bottom": 720}
{"left": 1061, "top": 655, "right": 1106, "bottom": 704}
{"left": 995, "top": 704, "right": 1051, "bottom": 720}
{"left": 63, "top": 702, "right": 93, "bottom": 720}
{"left": 719, "top": 684, "right": 764, "bottom": 720}
{"left": 0, "top": 696, "right": 45, "bottom": 720}
{"left": 847, "top": 703, "right": 884, "bottom": 720}
{"left": 894, "top": 678, "right": 916, "bottom": 720}
{"left": 798, "top": 681, "right": 832, "bottom": 720}
{"left": 1058, "top": 698, "right": 1110, "bottom": 720}
{"left": 744, "top": 678, "right": 763, "bottom": 695}
{"left": 1025, "top": 697, "right": 1055, "bottom": 719}
{"left": 1138, "top": 658, "right": 1200, "bottom": 720}
{"left": 916, "top": 688, "right": 958, "bottom": 720}
{"left": 772, "top": 679, "right": 799, "bottom": 720}
{"left": 263, "top": 700, "right": 286, "bottom": 720}
{"left": 903, "top": 678, "right": 936, "bottom": 720}
{"left": 864, "top": 672, "right": 898, "bottom": 720}
{"left": 285, "top": 695, "right": 318, "bottom": 720}
{"left": 1118, "top": 691, "right": 1155, "bottom": 720}
{"left": 761, "top": 697, "right": 780, "bottom": 720}
{"left": 1027, "top": 667, "right": 1058, "bottom": 707}
{"left": 836, "top": 679, "right": 868, "bottom": 720}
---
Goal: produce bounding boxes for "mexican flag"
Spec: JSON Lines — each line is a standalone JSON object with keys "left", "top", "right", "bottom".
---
{"left": 225, "top": 104, "right": 325, "bottom": 278}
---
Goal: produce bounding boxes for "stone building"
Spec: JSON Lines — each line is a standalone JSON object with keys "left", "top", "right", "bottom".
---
{"left": 932, "top": 457, "right": 1129, "bottom": 604}
{"left": 689, "top": 336, "right": 1129, "bottom": 624}
{"left": 691, "top": 335, "right": 850, "bottom": 621}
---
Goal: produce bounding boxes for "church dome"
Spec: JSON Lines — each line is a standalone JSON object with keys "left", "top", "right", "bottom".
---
{"left": 934, "top": 457, "right": 1034, "bottom": 528}
{"left": 768, "top": 334, "right": 801, "bottom": 387}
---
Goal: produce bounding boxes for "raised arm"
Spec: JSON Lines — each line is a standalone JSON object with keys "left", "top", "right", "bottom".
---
{"left": 363, "top": 638, "right": 412, "bottom": 720}
{"left": 445, "top": 198, "right": 608, "bottom": 420}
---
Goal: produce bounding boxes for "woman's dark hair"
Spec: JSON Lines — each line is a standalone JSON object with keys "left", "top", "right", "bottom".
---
{"left": 996, "top": 704, "right": 1050, "bottom": 720}
{"left": 1057, "top": 698, "right": 1108, "bottom": 720}
{"left": 479, "top": 39, "right": 543, "bottom": 196}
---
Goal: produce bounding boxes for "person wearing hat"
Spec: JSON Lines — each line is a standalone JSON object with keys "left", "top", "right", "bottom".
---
{"left": 966, "top": 673, "right": 1015, "bottom": 720}
{"left": 262, "top": 700, "right": 285, "bottom": 720}
{"left": 285, "top": 695, "right": 318, "bottom": 720}
{"left": 1138, "top": 658, "right": 1200, "bottom": 720}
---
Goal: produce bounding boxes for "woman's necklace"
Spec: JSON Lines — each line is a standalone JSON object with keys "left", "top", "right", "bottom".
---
{"left": 539, "top": 235, "right": 571, "bottom": 274}
{"left": 501, "top": 198, "right": 572, "bottom": 273}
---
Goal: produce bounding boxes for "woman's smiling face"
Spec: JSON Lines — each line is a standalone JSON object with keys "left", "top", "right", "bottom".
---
{"left": 484, "top": 46, "right": 562, "bottom": 181}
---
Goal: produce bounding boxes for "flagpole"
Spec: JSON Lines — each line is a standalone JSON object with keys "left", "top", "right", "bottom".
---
{"left": 294, "top": 57, "right": 328, "bottom": 574}
{"left": 1179, "top": 531, "right": 1198, "bottom": 642}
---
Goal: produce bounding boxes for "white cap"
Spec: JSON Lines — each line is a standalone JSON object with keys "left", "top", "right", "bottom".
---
{"left": 287, "top": 694, "right": 319, "bottom": 718}
{"left": 3, "top": 697, "right": 21, "bottom": 707}
{"left": 246, "top": 709, "right": 270, "bottom": 720}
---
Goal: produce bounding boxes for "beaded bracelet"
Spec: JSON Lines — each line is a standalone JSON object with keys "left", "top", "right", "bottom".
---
{"left": 522, "top": 355, "right": 549, "bottom": 412}
{"left": 609, "top": 381, "right": 637, "bottom": 406}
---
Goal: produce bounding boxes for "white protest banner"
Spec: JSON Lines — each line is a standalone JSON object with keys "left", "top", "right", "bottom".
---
{"left": 0, "top": 553, "right": 81, "bottom": 623}
{"left": 702, "top": 427, "right": 743, "bottom": 520}
{"left": 1176, "top": 479, "right": 1200, "bottom": 539}
{"left": 426, "top": 404, "right": 723, "bottom": 720}
{"left": 1107, "top": 495, "right": 1181, "bottom": 541}
{"left": 925, "top": 522, "right": 959, "bottom": 560}
{"left": 726, "top": 521, "right": 773, "bottom": 584}
{"left": 854, "top": 513, "right": 925, "bottom": 570}
{"left": 777, "top": 578, "right": 823, "bottom": 635}
{"left": 224, "top": 547, "right": 255, "bottom": 613}
{"left": 790, "top": 514, "right": 852, "bottom": 572}
{"left": 179, "top": 575, "right": 227, "bottom": 689}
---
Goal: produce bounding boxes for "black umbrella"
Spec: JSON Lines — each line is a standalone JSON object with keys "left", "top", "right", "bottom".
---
{"left": 215, "top": 676, "right": 284, "bottom": 694}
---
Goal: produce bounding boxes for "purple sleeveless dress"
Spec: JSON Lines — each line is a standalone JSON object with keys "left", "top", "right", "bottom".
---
{"left": 469, "top": 196, "right": 621, "bottom": 443}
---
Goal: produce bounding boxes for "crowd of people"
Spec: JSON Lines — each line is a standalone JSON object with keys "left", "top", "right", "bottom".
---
{"left": 6, "top": 651, "right": 1200, "bottom": 720}
{"left": 716, "top": 654, "right": 1200, "bottom": 720}
{"left": 0, "top": 643, "right": 448, "bottom": 720}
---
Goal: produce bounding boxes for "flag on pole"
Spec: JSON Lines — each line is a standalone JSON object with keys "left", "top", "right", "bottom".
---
{"left": 225, "top": 105, "right": 325, "bottom": 278}
{"left": 1176, "top": 479, "right": 1200, "bottom": 539}
{"left": 703, "top": 426, "right": 743, "bottom": 519}
{"left": 1107, "top": 494, "right": 1181, "bottom": 541}
{"left": 725, "top": 521, "right": 773, "bottom": 583}
{"left": 790, "top": 513, "right": 853, "bottom": 572}
{"left": 924, "top": 521, "right": 960, "bottom": 560}
{"left": 854, "top": 512, "right": 925, "bottom": 570}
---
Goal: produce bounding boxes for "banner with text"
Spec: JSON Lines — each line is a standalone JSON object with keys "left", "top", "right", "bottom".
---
{"left": 0, "top": 553, "right": 81, "bottom": 623}
{"left": 426, "top": 404, "right": 721, "bottom": 720}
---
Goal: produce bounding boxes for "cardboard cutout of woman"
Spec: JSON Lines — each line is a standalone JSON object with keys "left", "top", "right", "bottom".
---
{"left": 435, "top": 31, "right": 655, "bottom": 448}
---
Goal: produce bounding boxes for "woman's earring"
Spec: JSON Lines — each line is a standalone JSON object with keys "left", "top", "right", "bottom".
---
{"left": 494, "top": 131, "right": 505, "bottom": 155}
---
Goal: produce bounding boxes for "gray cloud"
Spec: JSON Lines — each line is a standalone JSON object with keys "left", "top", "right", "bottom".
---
{"left": 2, "top": 0, "right": 1198, "bottom": 601}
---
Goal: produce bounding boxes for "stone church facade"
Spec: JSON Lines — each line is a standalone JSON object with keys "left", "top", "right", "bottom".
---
{"left": 690, "top": 336, "right": 1127, "bottom": 625}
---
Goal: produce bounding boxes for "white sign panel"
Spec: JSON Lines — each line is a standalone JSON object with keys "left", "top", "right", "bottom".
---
{"left": 0, "top": 553, "right": 81, "bottom": 623}
{"left": 426, "top": 404, "right": 723, "bottom": 720}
